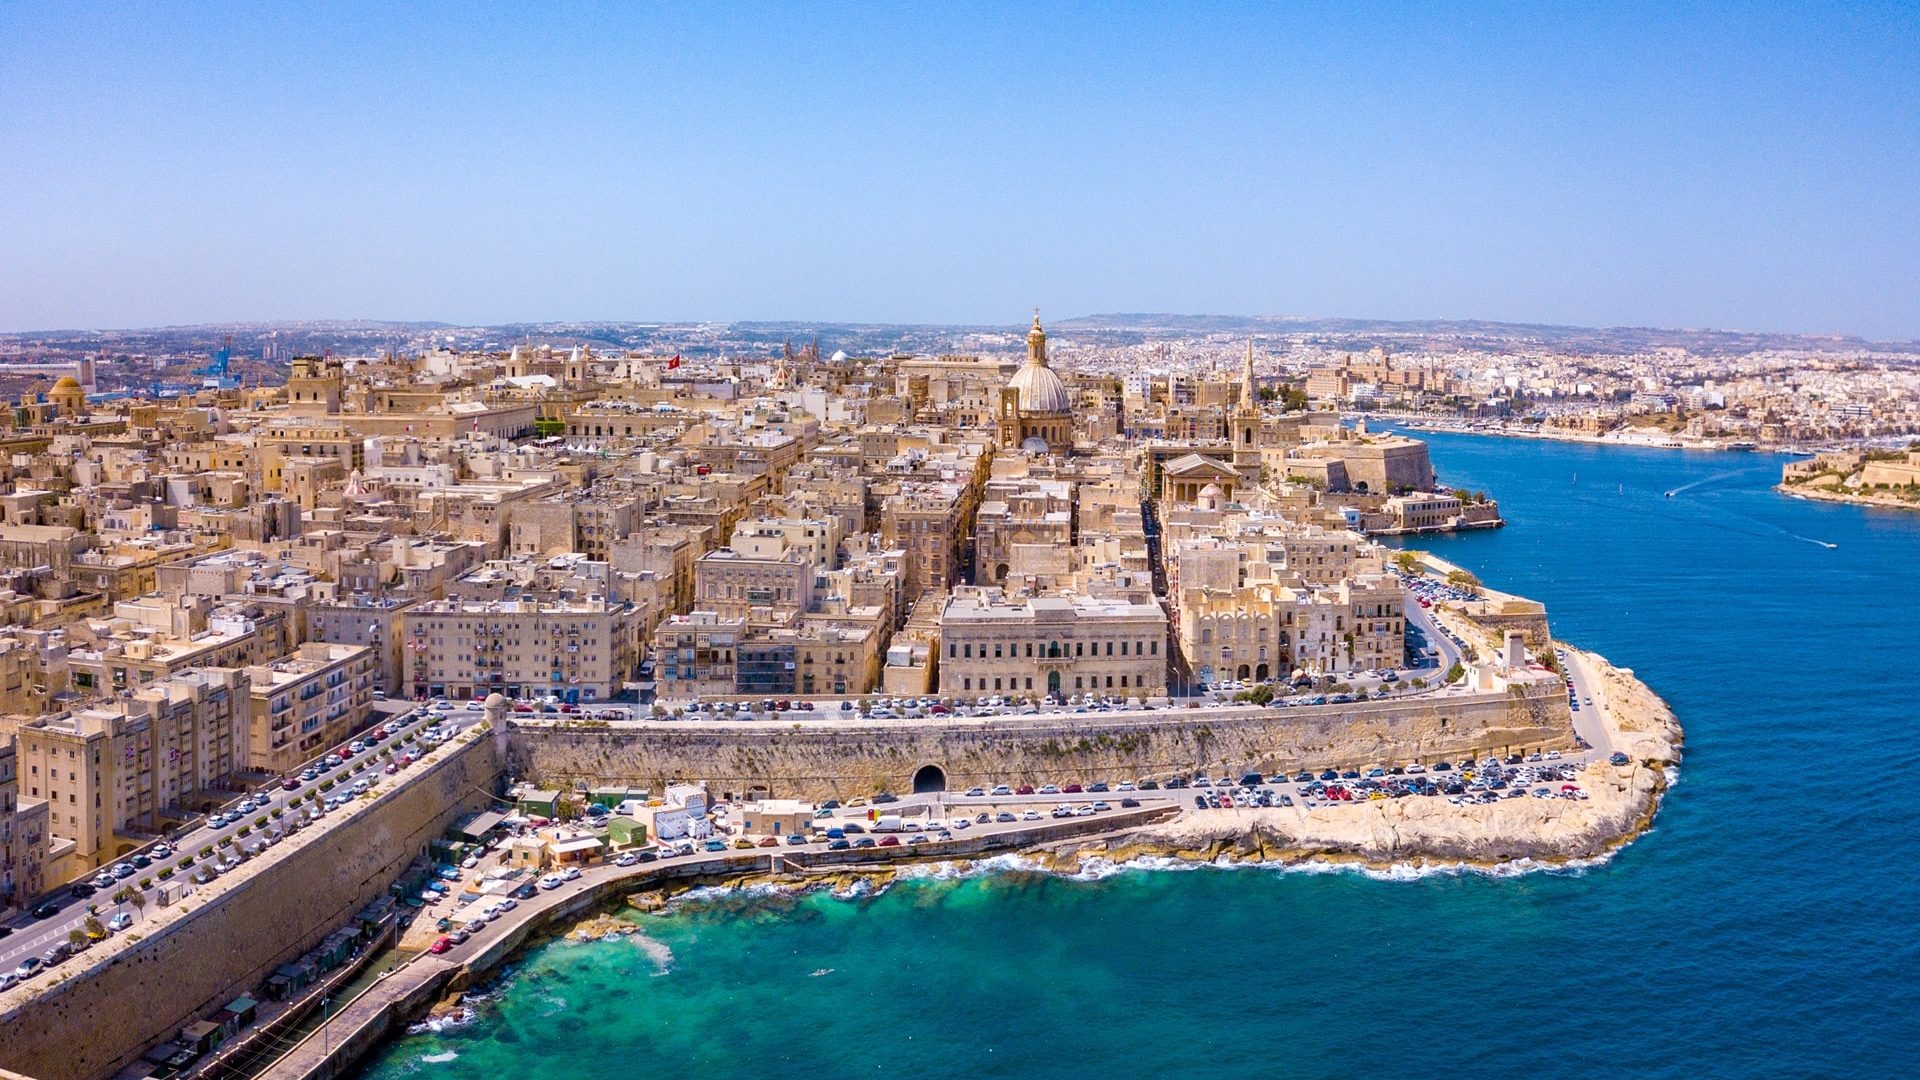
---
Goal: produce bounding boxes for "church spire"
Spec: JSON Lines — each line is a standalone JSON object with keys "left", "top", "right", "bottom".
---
{"left": 1026, "top": 309, "right": 1048, "bottom": 366}
{"left": 1240, "top": 339, "right": 1257, "bottom": 412}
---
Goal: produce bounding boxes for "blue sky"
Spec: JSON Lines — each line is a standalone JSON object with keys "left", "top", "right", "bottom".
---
{"left": 2, "top": 3, "right": 1916, "bottom": 337}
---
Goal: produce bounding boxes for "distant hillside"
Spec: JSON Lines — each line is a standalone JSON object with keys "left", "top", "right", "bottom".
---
{"left": 1056, "top": 313, "right": 1919, "bottom": 357}
{"left": 2, "top": 312, "right": 1914, "bottom": 363}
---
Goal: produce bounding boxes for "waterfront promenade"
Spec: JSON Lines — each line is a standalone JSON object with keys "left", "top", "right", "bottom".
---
{"left": 253, "top": 803, "right": 1178, "bottom": 1080}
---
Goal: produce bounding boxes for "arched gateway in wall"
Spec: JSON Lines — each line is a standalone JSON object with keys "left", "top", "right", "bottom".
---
{"left": 912, "top": 764, "right": 947, "bottom": 794}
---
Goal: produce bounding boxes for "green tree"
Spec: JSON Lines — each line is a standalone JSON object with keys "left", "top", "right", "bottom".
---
{"left": 1393, "top": 551, "right": 1419, "bottom": 573}
{"left": 1445, "top": 569, "right": 1480, "bottom": 590}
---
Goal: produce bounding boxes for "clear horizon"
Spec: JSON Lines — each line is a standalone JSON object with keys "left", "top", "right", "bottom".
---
{"left": 2, "top": 4, "right": 1916, "bottom": 338}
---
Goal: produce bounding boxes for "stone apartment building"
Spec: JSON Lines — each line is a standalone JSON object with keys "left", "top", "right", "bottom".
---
{"left": 652, "top": 611, "right": 744, "bottom": 699}
{"left": 67, "top": 597, "right": 293, "bottom": 695}
{"left": 1175, "top": 575, "right": 1405, "bottom": 684}
{"left": 244, "top": 642, "right": 377, "bottom": 773}
{"left": 403, "top": 597, "right": 642, "bottom": 702}
{"left": 0, "top": 735, "right": 50, "bottom": 918}
{"left": 881, "top": 482, "right": 971, "bottom": 605}
{"left": 10, "top": 667, "right": 248, "bottom": 870}
{"left": 693, "top": 542, "right": 819, "bottom": 626}
{"left": 307, "top": 593, "right": 420, "bottom": 695}
{"left": 973, "top": 478, "right": 1073, "bottom": 587}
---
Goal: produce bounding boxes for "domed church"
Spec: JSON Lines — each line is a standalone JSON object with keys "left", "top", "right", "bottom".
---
{"left": 997, "top": 311, "right": 1073, "bottom": 453}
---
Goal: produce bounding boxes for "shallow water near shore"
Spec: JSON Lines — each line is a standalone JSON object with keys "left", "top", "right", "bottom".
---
{"left": 360, "top": 433, "right": 1920, "bottom": 1078}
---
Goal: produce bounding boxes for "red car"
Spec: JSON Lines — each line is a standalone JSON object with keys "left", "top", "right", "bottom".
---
{"left": 1015, "top": 785, "right": 1035, "bottom": 796}
{"left": 1062, "top": 783, "right": 1083, "bottom": 794}
{"left": 756, "top": 836, "right": 779, "bottom": 848}
{"left": 878, "top": 836, "right": 901, "bottom": 847}
{"left": 429, "top": 936, "right": 453, "bottom": 954}
{"left": 336, "top": 747, "right": 354, "bottom": 760}
{"left": 281, "top": 777, "right": 301, "bottom": 791}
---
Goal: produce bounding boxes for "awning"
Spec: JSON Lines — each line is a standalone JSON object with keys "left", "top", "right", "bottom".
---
{"left": 456, "top": 810, "right": 507, "bottom": 839}
{"left": 551, "top": 837, "right": 603, "bottom": 854}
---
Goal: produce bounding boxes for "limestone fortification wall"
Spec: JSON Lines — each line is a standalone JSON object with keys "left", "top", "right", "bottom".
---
{"left": 0, "top": 735, "right": 503, "bottom": 1080}
{"left": 507, "top": 683, "right": 1572, "bottom": 801}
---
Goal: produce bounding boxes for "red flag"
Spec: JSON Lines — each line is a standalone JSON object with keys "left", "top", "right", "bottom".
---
{"left": 668, "top": 355, "right": 681, "bottom": 370}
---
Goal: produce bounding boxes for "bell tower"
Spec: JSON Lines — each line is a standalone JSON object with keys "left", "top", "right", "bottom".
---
{"left": 1233, "top": 340, "right": 1262, "bottom": 481}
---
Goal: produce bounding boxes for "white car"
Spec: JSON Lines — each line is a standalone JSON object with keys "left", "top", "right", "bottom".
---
{"left": 561, "top": 866, "right": 583, "bottom": 881}
{"left": 107, "top": 913, "right": 134, "bottom": 932}
{"left": 539, "top": 874, "right": 564, "bottom": 890}
{"left": 614, "top": 852, "right": 640, "bottom": 867}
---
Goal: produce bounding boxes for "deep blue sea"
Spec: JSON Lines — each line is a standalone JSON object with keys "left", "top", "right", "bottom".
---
{"left": 361, "top": 434, "right": 1920, "bottom": 1080}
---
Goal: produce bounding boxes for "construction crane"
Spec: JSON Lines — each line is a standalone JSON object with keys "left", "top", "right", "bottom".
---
{"left": 194, "top": 335, "right": 239, "bottom": 389}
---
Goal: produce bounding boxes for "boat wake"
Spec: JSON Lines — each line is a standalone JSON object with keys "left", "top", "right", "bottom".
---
{"left": 1664, "top": 466, "right": 1764, "bottom": 499}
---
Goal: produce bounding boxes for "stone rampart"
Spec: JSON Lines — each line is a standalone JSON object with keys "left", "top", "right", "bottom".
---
{"left": 0, "top": 735, "right": 503, "bottom": 1080}
{"left": 507, "top": 683, "right": 1572, "bottom": 800}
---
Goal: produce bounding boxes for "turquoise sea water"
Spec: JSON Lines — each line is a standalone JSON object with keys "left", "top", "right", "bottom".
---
{"left": 360, "top": 434, "right": 1920, "bottom": 1079}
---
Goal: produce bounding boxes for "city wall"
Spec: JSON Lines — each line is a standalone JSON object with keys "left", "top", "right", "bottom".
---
{"left": 0, "top": 735, "right": 503, "bottom": 1080}
{"left": 507, "top": 683, "right": 1572, "bottom": 800}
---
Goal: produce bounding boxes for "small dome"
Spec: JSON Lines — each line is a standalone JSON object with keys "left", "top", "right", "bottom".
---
{"left": 1020, "top": 436, "right": 1051, "bottom": 454}
{"left": 1007, "top": 360, "right": 1070, "bottom": 414}
{"left": 53, "top": 376, "right": 81, "bottom": 390}
{"left": 1198, "top": 482, "right": 1226, "bottom": 500}
{"left": 484, "top": 692, "right": 509, "bottom": 708}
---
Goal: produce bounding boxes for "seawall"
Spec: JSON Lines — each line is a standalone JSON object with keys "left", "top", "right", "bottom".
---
{"left": 0, "top": 734, "right": 504, "bottom": 1080}
{"left": 506, "top": 682, "right": 1573, "bottom": 800}
{"left": 257, "top": 805, "right": 1177, "bottom": 1080}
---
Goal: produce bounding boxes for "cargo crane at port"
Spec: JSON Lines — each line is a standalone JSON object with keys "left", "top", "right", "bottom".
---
{"left": 194, "top": 335, "right": 240, "bottom": 389}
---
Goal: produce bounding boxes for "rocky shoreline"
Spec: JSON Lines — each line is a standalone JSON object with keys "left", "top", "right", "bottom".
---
{"left": 571, "top": 651, "right": 1683, "bottom": 922}
{"left": 1775, "top": 484, "right": 1919, "bottom": 512}
{"left": 1049, "top": 649, "right": 1682, "bottom": 870}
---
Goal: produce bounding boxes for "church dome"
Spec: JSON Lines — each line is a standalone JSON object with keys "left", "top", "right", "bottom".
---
{"left": 52, "top": 376, "right": 81, "bottom": 391}
{"left": 1007, "top": 359, "right": 1071, "bottom": 414}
